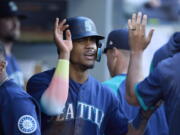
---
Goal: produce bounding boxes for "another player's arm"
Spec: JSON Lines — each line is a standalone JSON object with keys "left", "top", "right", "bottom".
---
{"left": 126, "top": 12, "right": 154, "bottom": 105}
{"left": 40, "top": 18, "right": 73, "bottom": 115}
{"left": 6, "top": 98, "right": 41, "bottom": 135}
{"left": 126, "top": 100, "right": 161, "bottom": 135}
{"left": 126, "top": 110, "right": 151, "bottom": 135}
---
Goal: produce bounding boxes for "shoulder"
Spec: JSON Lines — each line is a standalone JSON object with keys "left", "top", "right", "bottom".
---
{"left": 0, "top": 79, "right": 35, "bottom": 106}
{"left": 145, "top": 56, "right": 176, "bottom": 87}
{"left": 2, "top": 79, "right": 29, "bottom": 98}
{"left": 27, "top": 68, "right": 55, "bottom": 91}
{"left": 27, "top": 68, "right": 55, "bottom": 101}
{"left": 28, "top": 68, "right": 55, "bottom": 85}
{"left": 155, "top": 55, "right": 175, "bottom": 77}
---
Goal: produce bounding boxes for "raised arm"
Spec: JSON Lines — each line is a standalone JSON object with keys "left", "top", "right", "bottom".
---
{"left": 40, "top": 18, "right": 73, "bottom": 115}
{"left": 126, "top": 12, "right": 154, "bottom": 105}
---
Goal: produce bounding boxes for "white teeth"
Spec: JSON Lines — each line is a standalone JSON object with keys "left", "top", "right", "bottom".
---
{"left": 86, "top": 49, "right": 95, "bottom": 55}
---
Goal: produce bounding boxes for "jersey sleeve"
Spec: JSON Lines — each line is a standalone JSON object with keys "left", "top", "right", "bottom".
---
{"left": 105, "top": 93, "right": 128, "bottom": 135}
{"left": 27, "top": 72, "right": 51, "bottom": 102}
{"left": 1, "top": 97, "right": 41, "bottom": 135}
{"left": 150, "top": 45, "right": 170, "bottom": 72}
{"left": 135, "top": 64, "right": 164, "bottom": 111}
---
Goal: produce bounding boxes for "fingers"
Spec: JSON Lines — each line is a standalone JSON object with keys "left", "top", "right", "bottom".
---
{"left": 128, "top": 13, "right": 136, "bottom": 30}
{"left": 136, "top": 12, "right": 142, "bottom": 31}
{"left": 54, "top": 18, "right": 59, "bottom": 32}
{"left": 59, "top": 19, "right": 69, "bottom": 31}
{"left": 131, "top": 13, "right": 136, "bottom": 27}
{"left": 128, "top": 19, "right": 133, "bottom": 31}
{"left": 55, "top": 18, "right": 69, "bottom": 32}
{"left": 141, "top": 14, "right": 147, "bottom": 34}
{"left": 146, "top": 29, "right": 154, "bottom": 44}
{"left": 136, "top": 12, "right": 142, "bottom": 24}
{"left": 66, "top": 30, "right": 72, "bottom": 41}
{"left": 127, "top": 12, "right": 153, "bottom": 51}
{"left": 54, "top": 18, "right": 70, "bottom": 40}
{"left": 59, "top": 19, "right": 66, "bottom": 28}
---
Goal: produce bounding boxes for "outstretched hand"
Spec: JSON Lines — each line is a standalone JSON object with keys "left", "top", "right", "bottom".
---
{"left": 54, "top": 18, "right": 73, "bottom": 59}
{"left": 128, "top": 12, "right": 154, "bottom": 52}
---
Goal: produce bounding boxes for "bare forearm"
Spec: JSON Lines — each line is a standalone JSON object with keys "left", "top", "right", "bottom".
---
{"left": 58, "top": 51, "right": 70, "bottom": 60}
{"left": 40, "top": 58, "right": 69, "bottom": 115}
{"left": 126, "top": 51, "right": 144, "bottom": 105}
{"left": 126, "top": 12, "right": 154, "bottom": 105}
{"left": 127, "top": 119, "right": 148, "bottom": 135}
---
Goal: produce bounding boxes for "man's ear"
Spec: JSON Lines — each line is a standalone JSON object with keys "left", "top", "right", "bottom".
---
{"left": 112, "top": 47, "right": 119, "bottom": 57}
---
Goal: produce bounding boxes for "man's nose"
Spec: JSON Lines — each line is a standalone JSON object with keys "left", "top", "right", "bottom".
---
{"left": 86, "top": 39, "right": 96, "bottom": 49}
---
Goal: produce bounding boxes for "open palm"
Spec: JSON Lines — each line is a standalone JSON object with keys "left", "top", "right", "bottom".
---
{"left": 128, "top": 12, "right": 154, "bottom": 51}
{"left": 54, "top": 18, "right": 73, "bottom": 54}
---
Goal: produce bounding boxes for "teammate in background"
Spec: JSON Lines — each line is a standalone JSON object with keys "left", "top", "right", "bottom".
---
{"left": 0, "top": 0, "right": 25, "bottom": 87}
{"left": 103, "top": 28, "right": 168, "bottom": 135}
{"left": 27, "top": 16, "right": 154, "bottom": 135}
{"left": 126, "top": 12, "right": 180, "bottom": 135}
{"left": 0, "top": 46, "right": 41, "bottom": 135}
{"left": 150, "top": 32, "right": 180, "bottom": 71}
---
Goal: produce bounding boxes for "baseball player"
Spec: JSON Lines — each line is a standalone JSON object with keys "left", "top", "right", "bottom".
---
{"left": 150, "top": 32, "right": 180, "bottom": 71}
{"left": 27, "top": 16, "right": 154, "bottom": 135}
{"left": 103, "top": 28, "right": 168, "bottom": 135}
{"left": 0, "top": 0, "right": 25, "bottom": 87}
{"left": 0, "top": 46, "right": 41, "bottom": 135}
{"left": 126, "top": 12, "right": 180, "bottom": 135}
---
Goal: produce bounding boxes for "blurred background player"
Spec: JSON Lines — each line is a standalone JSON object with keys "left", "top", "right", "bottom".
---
{"left": 0, "top": 46, "right": 41, "bottom": 135}
{"left": 150, "top": 32, "right": 180, "bottom": 71}
{"left": 103, "top": 28, "right": 168, "bottom": 135}
{"left": 0, "top": 0, "right": 25, "bottom": 87}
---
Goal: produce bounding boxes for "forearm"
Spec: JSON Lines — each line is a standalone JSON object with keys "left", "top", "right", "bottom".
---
{"left": 58, "top": 51, "right": 70, "bottom": 60}
{"left": 126, "top": 109, "right": 149, "bottom": 135}
{"left": 127, "top": 119, "right": 148, "bottom": 135}
{"left": 40, "top": 57, "right": 69, "bottom": 115}
{"left": 126, "top": 51, "right": 144, "bottom": 105}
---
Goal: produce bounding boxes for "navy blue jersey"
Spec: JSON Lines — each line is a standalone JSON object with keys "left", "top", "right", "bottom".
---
{"left": 6, "top": 55, "right": 24, "bottom": 87}
{"left": 0, "top": 79, "right": 41, "bottom": 135}
{"left": 150, "top": 32, "right": 180, "bottom": 71}
{"left": 136, "top": 52, "right": 180, "bottom": 135}
{"left": 27, "top": 68, "right": 128, "bottom": 135}
{"left": 103, "top": 74, "right": 168, "bottom": 135}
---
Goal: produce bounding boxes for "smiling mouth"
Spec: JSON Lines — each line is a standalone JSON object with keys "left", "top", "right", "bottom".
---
{"left": 84, "top": 50, "right": 96, "bottom": 60}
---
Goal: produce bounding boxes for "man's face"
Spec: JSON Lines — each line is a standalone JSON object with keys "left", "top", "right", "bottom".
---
{"left": 70, "top": 37, "right": 97, "bottom": 71}
{"left": 0, "top": 16, "right": 20, "bottom": 42}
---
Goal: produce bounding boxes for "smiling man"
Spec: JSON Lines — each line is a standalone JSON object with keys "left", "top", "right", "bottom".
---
{"left": 27, "top": 16, "right": 153, "bottom": 135}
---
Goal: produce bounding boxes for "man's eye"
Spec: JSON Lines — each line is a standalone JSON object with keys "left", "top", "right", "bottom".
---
{"left": 76, "top": 39, "right": 84, "bottom": 43}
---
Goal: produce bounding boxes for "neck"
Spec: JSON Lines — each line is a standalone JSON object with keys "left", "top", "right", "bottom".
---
{"left": 4, "top": 43, "right": 12, "bottom": 56}
{"left": 0, "top": 40, "right": 12, "bottom": 56}
{"left": 70, "top": 64, "right": 89, "bottom": 83}
{"left": 113, "top": 59, "right": 129, "bottom": 77}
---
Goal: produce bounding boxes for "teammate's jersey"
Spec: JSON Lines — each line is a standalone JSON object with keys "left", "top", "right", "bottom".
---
{"left": 103, "top": 74, "right": 168, "bottom": 135}
{"left": 6, "top": 55, "right": 24, "bottom": 87}
{"left": 27, "top": 69, "right": 128, "bottom": 135}
{"left": 0, "top": 79, "right": 41, "bottom": 135}
{"left": 150, "top": 32, "right": 180, "bottom": 72}
{"left": 136, "top": 52, "right": 180, "bottom": 135}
